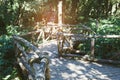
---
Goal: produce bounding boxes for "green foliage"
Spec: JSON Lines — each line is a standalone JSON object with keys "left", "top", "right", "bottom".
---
{"left": 6, "top": 25, "right": 20, "bottom": 35}
{"left": 1, "top": 68, "right": 19, "bottom": 80}
{"left": 63, "top": 0, "right": 120, "bottom": 23}
{"left": 0, "top": 0, "right": 19, "bottom": 25}
{"left": 0, "top": 35, "right": 18, "bottom": 79}
{"left": 0, "top": 35, "right": 13, "bottom": 54}
{"left": 84, "top": 17, "right": 120, "bottom": 60}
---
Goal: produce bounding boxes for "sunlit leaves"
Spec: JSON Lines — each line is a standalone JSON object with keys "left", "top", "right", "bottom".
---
{"left": 12, "top": 2, "right": 19, "bottom": 10}
{"left": 85, "top": 18, "right": 120, "bottom": 59}
{"left": 6, "top": 25, "right": 20, "bottom": 35}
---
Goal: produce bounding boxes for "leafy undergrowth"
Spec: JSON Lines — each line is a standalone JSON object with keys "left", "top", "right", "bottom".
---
{"left": 0, "top": 35, "right": 21, "bottom": 80}
{"left": 0, "top": 24, "right": 32, "bottom": 79}
{"left": 81, "top": 17, "right": 120, "bottom": 60}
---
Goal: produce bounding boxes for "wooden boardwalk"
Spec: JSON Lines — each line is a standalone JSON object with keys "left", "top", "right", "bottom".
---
{"left": 38, "top": 40, "right": 120, "bottom": 80}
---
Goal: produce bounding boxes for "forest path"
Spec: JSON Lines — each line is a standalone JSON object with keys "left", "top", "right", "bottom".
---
{"left": 38, "top": 40, "right": 120, "bottom": 80}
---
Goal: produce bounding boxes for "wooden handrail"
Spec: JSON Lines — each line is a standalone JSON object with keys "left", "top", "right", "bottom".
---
{"left": 57, "top": 31, "right": 120, "bottom": 61}
{"left": 20, "top": 30, "right": 41, "bottom": 37}
{"left": 57, "top": 33, "right": 120, "bottom": 38}
{"left": 90, "top": 35, "right": 120, "bottom": 38}
{"left": 13, "top": 35, "right": 50, "bottom": 80}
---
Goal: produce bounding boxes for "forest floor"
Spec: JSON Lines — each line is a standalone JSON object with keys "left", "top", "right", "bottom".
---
{"left": 38, "top": 40, "right": 120, "bottom": 80}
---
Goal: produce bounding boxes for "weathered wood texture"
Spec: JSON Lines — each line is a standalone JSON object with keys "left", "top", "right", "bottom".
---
{"left": 57, "top": 27, "right": 95, "bottom": 57}
{"left": 57, "top": 25, "right": 120, "bottom": 62}
{"left": 88, "top": 35, "right": 120, "bottom": 38}
{"left": 20, "top": 30, "right": 41, "bottom": 37}
{"left": 57, "top": 30, "right": 120, "bottom": 65}
{"left": 19, "top": 26, "right": 58, "bottom": 43}
{"left": 13, "top": 35, "right": 50, "bottom": 80}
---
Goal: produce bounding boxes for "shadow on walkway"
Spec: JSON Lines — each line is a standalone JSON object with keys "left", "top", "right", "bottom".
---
{"left": 38, "top": 40, "right": 120, "bottom": 80}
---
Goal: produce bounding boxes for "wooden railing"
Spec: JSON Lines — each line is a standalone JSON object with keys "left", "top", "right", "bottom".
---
{"left": 87, "top": 35, "right": 120, "bottom": 64}
{"left": 57, "top": 28, "right": 120, "bottom": 64}
{"left": 57, "top": 26, "right": 95, "bottom": 57}
{"left": 13, "top": 35, "right": 50, "bottom": 80}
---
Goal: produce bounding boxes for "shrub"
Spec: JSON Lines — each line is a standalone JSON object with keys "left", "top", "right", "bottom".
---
{"left": 0, "top": 35, "right": 17, "bottom": 79}
{"left": 83, "top": 17, "right": 120, "bottom": 60}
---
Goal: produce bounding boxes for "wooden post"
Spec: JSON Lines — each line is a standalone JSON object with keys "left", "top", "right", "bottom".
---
{"left": 32, "top": 58, "right": 49, "bottom": 80}
{"left": 58, "top": 0, "right": 63, "bottom": 27}
{"left": 13, "top": 35, "right": 50, "bottom": 80}
{"left": 91, "top": 38, "right": 95, "bottom": 59}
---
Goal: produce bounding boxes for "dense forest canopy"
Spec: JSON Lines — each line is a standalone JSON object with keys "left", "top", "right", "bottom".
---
{"left": 0, "top": 0, "right": 120, "bottom": 79}
{"left": 0, "top": 0, "right": 120, "bottom": 32}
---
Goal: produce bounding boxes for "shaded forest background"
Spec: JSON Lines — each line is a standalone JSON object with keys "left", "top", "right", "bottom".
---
{"left": 0, "top": 0, "right": 120, "bottom": 79}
